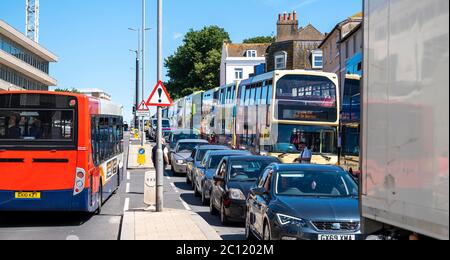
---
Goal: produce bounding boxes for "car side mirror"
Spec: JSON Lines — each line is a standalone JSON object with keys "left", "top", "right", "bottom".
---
{"left": 252, "top": 187, "right": 267, "bottom": 196}
{"left": 213, "top": 175, "right": 224, "bottom": 182}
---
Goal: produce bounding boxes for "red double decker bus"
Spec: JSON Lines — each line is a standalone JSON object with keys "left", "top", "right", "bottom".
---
{"left": 0, "top": 91, "right": 124, "bottom": 213}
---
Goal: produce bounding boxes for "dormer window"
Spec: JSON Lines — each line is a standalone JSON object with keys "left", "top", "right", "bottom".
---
{"left": 246, "top": 50, "right": 257, "bottom": 58}
{"left": 275, "top": 51, "right": 287, "bottom": 70}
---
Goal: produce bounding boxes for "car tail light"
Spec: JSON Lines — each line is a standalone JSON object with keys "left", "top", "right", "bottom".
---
{"left": 74, "top": 168, "right": 86, "bottom": 196}
{"left": 223, "top": 199, "right": 232, "bottom": 207}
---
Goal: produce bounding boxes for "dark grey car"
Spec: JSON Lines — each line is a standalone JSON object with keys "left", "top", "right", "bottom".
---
{"left": 186, "top": 145, "right": 230, "bottom": 186}
{"left": 193, "top": 150, "right": 251, "bottom": 205}
{"left": 246, "top": 164, "right": 361, "bottom": 240}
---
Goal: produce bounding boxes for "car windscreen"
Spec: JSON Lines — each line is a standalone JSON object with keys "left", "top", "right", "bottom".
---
{"left": 275, "top": 171, "right": 358, "bottom": 197}
{"left": 196, "top": 148, "right": 229, "bottom": 162}
{"left": 154, "top": 119, "right": 170, "bottom": 128}
{"left": 229, "top": 160, "right": 277, "bottom": 182}
{"left": 177, "top": 143, "right": 201, "bottom": 153}
{"left": 173, "top": 133, "right": 199, "bottom": 143}
{"left": 209, "top": 155, "right": 230, "bottom": 169}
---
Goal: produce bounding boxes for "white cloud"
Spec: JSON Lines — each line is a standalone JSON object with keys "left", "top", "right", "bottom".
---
{"left": 173, "top": 32, "right": 183, "bottom": 40}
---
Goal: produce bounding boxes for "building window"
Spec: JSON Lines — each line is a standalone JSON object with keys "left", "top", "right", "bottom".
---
{"left": 0, "top": 64, "right": 47, "bottom": 90}
{"left": 275, "top": 52, "right": 287, "bottom": 70}
{"left": 312, "top": 51, "right": 323, "bottom": 69}
{"left": 235, "top": 68, "right": 243, "bottom": 80}
{"left": 246, "top": 50, "right": 257, "bottom": 58}
{"left": 0, "top": 34, "right": 50, "bottom": 74}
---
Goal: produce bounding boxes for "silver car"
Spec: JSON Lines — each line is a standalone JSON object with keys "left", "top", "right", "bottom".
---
{"left": 170, "top": 139, "right": 209, "bottom": 175}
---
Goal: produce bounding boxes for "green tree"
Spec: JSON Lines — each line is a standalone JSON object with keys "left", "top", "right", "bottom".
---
{"left": 165, "top": 26, "right": 230, "bottom": 99}
{"left": 54, "top": 88, "right": 80, "bottom": 93}
{"left": 243, "top": 36, "right": 275, "bottom": 44}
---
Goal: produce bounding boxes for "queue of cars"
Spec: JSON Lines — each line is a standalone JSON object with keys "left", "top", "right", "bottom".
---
{"left": 164, "top": 129, "right": 361, "bottom": 240}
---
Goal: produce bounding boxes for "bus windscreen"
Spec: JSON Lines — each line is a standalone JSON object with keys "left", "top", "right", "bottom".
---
{"left": 275, "top": 75, "right": 338, "bottom": 122}
{"left": 0, "top": 94, "right": 77, "bottom": 148}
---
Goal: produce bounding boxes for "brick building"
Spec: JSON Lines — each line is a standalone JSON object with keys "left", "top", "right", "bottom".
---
{"left": 265, "top": 11, "right": 325, "bottom": 72}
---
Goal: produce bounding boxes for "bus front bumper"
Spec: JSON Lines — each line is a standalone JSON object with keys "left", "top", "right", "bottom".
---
{"left": 0, "top": 189, "right": 93, "bottom": 212}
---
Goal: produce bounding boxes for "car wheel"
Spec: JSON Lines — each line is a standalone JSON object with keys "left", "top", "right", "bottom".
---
{"left": 263, "top": 221, "right": 272, "bottom": 241}
{"left": 209, "top": 196, "right": 218, "bottom": 216}
{"left": 201, "top": 184, "right": 208, "bottom": 206}
{"left": 245, "top": 214, "right": 257, "bottom": 240}
{"left": 191, "top": 175, "right": 196, "bottom": 189}
{"left": 220, "top": 201, "right": 230, "bottom": 226}
{"left": 186, "top": 172, "right": 191, "bottom": 185}
{"left": 194, "top": 182, "right": 200, "bottom": 197}
{"left": 171, "top": 165, "right": 176, "bottom": 175}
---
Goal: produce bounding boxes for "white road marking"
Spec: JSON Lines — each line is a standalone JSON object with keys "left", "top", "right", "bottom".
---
{"left": 166, "top": 176, "right": 171, "bottom": 180}
{"left": 124, "top": 198, "right": 130, "bottom": 212}
{"left": 127, "top": 171, "right": 130, "bottom": 180}
{"left": 126, "top": 183, "right": 130, "bottom": 193}
{"left": 170, "top": 182, "right": 179, "bottom": 193}
{"left": 180, "top": 197, "right": 192, "bottom": 211}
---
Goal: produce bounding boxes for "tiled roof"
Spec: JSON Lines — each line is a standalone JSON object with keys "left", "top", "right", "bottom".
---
{"left": 225, "top": 43, "right": 271, "bottom": 57}
{"left": 298, "top": 24, "right": 325, "bottom": 41}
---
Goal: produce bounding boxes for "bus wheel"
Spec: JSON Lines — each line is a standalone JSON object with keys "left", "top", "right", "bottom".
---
{"left": 114, "top": 167, "right": 121, "bottom": 194}
{"left": 96, "top": 182, "right": 103, "bottom": 215}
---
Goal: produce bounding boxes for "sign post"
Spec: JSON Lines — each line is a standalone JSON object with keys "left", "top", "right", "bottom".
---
{"left": 146, "top": 79, "right": 172, "bottom": 212}
{"left": 136, "top": 100, "right": 150, "bottom": 147}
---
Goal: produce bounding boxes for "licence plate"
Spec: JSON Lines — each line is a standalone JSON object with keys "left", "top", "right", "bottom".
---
{"left": 15, "top": 192, "right": 41, "bottom": 199}
{"left": 318, "top": 234, "right": 356, "bottom": 240}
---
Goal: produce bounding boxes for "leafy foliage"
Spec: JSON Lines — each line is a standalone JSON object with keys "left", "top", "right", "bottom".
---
{"left": 165, "top": 26, "right": 230, "bottom": 99}
{"left": 243, "top": 36, "right": 275, "bottom": 44}
{"left": 54, "top": 88, "right": 80, "bottom": 93}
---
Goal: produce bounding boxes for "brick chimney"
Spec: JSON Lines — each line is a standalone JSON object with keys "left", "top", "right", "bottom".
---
{"left": 276, "top": 11, "right": 299, "bottom": 42}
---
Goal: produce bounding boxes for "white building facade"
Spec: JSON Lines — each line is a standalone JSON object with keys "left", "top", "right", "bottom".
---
{"left": 220, "top": 42, "right": 270, "bottom": 86}
{"left": 0, "top": 19, "right": 58, "bottom": 91}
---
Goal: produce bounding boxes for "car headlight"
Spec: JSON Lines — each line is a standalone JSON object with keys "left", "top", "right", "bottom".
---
{"left": 228, "top": 189, "right": 246, "bottom": 200}
{"left": 277, "top": 214, "right": 307, "bottom": 227}
{"left": 177, "top": 160, "right": 185, "bottom": 164}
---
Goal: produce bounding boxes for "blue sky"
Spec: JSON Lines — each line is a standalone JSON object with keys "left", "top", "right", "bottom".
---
{"left": 0, "top": 0, "right": 362, "bottom": 121}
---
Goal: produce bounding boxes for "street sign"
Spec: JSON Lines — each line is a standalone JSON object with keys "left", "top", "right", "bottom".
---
{"left": 136, "top": 100, "right": 150, "bottom": 117}
{"left": 146, "top": 81, "right": 173, "bottom": 107}
{"left": 137, "top": 147, "right": 146, "bottom": 165}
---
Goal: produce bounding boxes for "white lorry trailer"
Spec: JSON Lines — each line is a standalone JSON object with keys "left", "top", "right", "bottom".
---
{"left": 361, "top": 0, "right": 449, "bottom": 240}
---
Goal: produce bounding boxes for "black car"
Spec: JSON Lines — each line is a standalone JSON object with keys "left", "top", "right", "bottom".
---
{"left": 245, "top": 164, "right": 361, "bottom": 240}
{"left": 193, "top": 150, "right": 251, "bottom": 205}
{"left": 210, "top": 156, "right": 281, "bottom": 225}
{"left": 186, "top": 145, "right": 230, "bottom": 186}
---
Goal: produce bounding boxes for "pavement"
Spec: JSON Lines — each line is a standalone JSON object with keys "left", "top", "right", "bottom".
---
{"left": 121, "top": 209, "right": 221, "bottom": 240}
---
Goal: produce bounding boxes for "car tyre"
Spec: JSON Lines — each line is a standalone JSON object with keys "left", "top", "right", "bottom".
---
{"left": 263, "top": 221, "right": 272, "bottom": 241}
{"left": 201, "top": 183, "right": 208, "bottom": 206}
{"left": 245, "top": 215, "right": 257, "bottom": 240}
{"left": 186, "top": 172, "right": 191, "bottom": 185}
{"left": 194, "top": 182, "right": 200, "bottom": 197}
{"left": 220, "top": 201, "right": 230, "bottom": 226}
{"left": 210, "top": 196, "right": 218, "bottom": 216}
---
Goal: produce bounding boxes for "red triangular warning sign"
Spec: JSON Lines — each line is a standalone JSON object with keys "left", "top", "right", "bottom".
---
{"left": 146, "top": 81, "right": 173, "bottom": 107}
{"left": 137, "top": 100, "right": 149, "bottom": 111}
